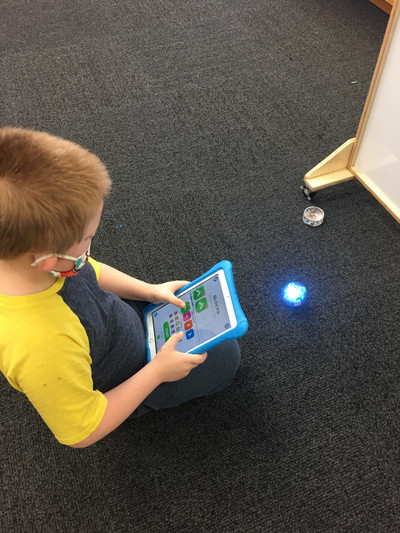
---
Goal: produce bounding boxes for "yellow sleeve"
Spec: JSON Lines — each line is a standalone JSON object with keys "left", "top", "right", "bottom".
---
{"left": 88, "top": 257, "right": 101, "bottom": 281}
{"left": 1, "top": 262, "right": 107, "bottom": 446}
{"left": 17, "top": 335, "right": 108, "bottom": 445}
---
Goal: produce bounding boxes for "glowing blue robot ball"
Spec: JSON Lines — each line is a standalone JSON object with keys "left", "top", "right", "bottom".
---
{"left": 282, "top": 282, "right": 307, "bottom": 307}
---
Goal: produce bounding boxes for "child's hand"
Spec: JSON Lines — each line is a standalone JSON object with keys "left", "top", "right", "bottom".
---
{"left": 149, "top": 280, "right": 189, "bottom": 308}
{"left": 150, "top": 332, "right": 207, "bottom": 382}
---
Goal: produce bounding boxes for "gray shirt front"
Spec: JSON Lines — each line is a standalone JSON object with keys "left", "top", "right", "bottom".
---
{"left": 59, "top": 260, "right": 147, "bottom": 393}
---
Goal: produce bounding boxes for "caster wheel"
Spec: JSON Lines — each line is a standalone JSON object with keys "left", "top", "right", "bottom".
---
{"left": 300, "top": 185, "right": 316, "bottom": 201}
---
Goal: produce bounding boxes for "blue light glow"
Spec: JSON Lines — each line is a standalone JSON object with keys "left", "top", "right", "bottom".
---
{"left": 282, "top": 282, "right": 307, "bottom": 307}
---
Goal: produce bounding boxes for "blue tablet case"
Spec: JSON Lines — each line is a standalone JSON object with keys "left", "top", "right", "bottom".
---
{"left": 144, "top": 260, "right": 248, "bottom": 361}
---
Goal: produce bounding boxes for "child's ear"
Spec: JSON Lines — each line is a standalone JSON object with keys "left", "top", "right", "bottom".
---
{"left": 33, "top": 255, "right": 58, "bottom": 273}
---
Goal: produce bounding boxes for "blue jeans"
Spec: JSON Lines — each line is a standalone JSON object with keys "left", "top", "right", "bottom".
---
{"left": 131, "top": 338, "right": 241, "bottom": 417}
{"left": 108, "top": 299, "right": 241, "bottom": 417}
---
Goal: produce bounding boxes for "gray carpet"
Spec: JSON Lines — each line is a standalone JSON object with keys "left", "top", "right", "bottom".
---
{"left": 1, "top": 1, "right": 399, "bottom": 532}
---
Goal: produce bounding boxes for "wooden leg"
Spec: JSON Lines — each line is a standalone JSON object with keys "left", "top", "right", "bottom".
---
{"left": 369, "top": 0, "right": 393, "bottom": 15}
{"left": 304, "top": 139, "right": 356, "bottom": 192}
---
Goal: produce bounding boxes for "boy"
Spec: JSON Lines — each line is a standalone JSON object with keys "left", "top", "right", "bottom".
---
{"left": 0, "top": 127, "right": 240, "bottom": 448}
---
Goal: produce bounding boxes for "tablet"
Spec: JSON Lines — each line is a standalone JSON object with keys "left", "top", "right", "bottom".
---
{"left": 144, "top": 260, "right": 248, "bottom": 361}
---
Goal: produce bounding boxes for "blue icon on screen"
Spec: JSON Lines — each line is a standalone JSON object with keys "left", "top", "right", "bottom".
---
{"left": 154, "top": 312, "right": 158, "bottom": 318}
{"left": 224, "top": 323, "right": 230, "bottom": 329}
{"left": 185, "top": 329, "right": 195, "bottom": 340}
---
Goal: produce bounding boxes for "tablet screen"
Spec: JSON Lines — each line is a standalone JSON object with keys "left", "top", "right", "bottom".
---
{"left": 151, "top": 272, "right": 233, "bottom": 353}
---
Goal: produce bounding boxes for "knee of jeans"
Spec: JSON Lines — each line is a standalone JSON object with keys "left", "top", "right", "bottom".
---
{"left": 210, "top": 339, "right": 241, "bottom": 381}
{"left": 229, "top": 339, "right": 241, "bottom": 375}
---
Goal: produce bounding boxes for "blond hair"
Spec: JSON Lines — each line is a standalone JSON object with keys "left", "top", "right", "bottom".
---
{"left": 0, "top": 127, "right": 111, "bottom": 259}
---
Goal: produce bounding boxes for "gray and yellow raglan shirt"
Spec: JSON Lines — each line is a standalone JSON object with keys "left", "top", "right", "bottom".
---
{"left": 0, "top": 258, "right": 146, "bottom": 445}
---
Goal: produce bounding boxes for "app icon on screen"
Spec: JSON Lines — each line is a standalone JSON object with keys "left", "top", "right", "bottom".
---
{"left": 195, "top": 297, "right": 208, "bottom": 313}
{"left": 193, "top": 286, "right": 205, "bottom": 300}
{"left": 181, "top": 302, "right": 190, "bottom": 314}
{"left": 184, "top": 320, "right": 193, "bottom": 331}
{"left": 185, "top": 329, "right": 195, "bottom": 340}
{"left": 163, "top": 322, "right": 171, "bottom": 341}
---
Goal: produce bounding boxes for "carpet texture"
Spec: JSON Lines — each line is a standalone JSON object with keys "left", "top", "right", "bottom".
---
{"left": 1, "top": 1, "right": 399, "bottom": 532}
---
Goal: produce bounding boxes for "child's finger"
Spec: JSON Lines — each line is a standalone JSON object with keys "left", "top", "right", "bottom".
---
{"left": 170, "top": 295, "right": 186, "bottom": 308}
{"left": 190, "top": 352, "right": 207, "bottom": 365}
{"left": 174, "top": 280, "right": 190, "bottom": 291}
{"left": 162, "top": 331, "right": 184, "bottom": 350}
{"left": 171, "top": 281, "right": 189, "bottom": 308}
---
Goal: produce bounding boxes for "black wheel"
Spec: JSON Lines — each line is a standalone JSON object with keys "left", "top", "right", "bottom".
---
{"left": 300, "top": 185, "right": 316, "bottom": 201}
